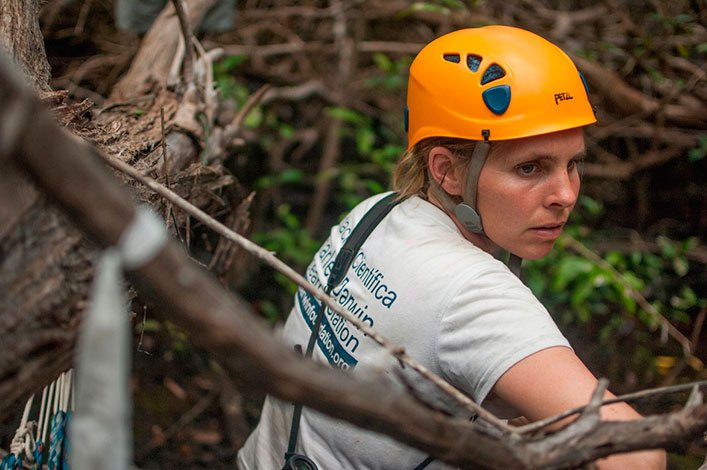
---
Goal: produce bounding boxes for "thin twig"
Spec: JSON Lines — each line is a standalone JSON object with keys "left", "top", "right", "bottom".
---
{"left": 137, "top": 388, "right": 218, "bottom": 460}
{"left": 516, "top": 380, "right": 707, "bottom": 434}
{"left": 159, "top": 107, "right": 184, "bottom": 245}
{"left": 95, "top": 94, "right": 155, "bottom": 116}
{"left": 690, "top": 308, "right": 706, "bottom": 350}
{"left": 224, "top": 84, "right": 271, "bottom": 140}
{"left": 98, "top": 152, "right": 514, "bottom": 434}
{"left": 136, "top": 305, "right": 152, "bottom": 356}
{"left": 171, "top": 0, "right": 194, "bottom": 86}
{"left": 73, "top": 0, "right": 93, "bottom": 36}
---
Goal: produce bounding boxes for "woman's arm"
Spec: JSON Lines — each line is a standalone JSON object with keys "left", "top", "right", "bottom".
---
{"left": 492, "top": 346, "right": 666, "bottom": 469}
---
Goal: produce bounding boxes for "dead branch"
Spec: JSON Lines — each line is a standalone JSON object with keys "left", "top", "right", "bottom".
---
{"left": 305, "top": 0, "right": 355, "bottom": 233}
{"left": 171, "top": 0, "right": 195, "bottom": 86}
{"left": 518, "top": 380, "right": 707, "bottom": 434}
{"left": 110, "top": 0, "right": 217, "bottom": 101}
{"left": 582, "top": 146, "right": 686, "bottom": 180}
{"left": 1, "top": 49, "right": 706, "bottom": 470}
{"left": 573, "top": 55, "right": 707, "bottom": 129}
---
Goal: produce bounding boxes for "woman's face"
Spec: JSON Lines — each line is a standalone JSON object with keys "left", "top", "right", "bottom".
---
{"left": 475, "top": 128, "right": 585, "bottom": 260}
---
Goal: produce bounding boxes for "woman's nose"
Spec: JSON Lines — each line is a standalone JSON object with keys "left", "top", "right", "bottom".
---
{"left": 545, "top": 168, "right": 579, "bottom": 208}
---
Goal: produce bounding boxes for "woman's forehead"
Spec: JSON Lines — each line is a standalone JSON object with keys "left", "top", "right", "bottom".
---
{"left": 490, "top": 128, "right": 586, "bottom": 161}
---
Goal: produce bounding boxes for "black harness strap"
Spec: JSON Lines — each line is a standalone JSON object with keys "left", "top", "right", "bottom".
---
{"left": 285, "top": 192, "right": 401, "bottom": 464}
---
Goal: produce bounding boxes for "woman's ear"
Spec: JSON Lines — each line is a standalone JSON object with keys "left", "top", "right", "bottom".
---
{"left": 427, "top": 146, "right": 464, "bottom": 196}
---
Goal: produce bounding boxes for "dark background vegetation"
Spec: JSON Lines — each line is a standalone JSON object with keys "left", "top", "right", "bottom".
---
{"left": 4, "top": 0, "right": 705, "bottom": 468}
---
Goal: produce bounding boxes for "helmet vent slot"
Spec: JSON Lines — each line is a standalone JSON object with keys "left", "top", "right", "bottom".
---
{"left": 443, "top": 53, "right": 461, "bottom": 63}
{"left": 481, "top": 63, "right": 506, "bottom": 85}
{"left": 466, "top": 54, "right": 482, "bottom": 72}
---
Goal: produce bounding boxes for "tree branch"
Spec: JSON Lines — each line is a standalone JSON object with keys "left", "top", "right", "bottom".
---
{"left": 110, "top": 0, "right": 217, "bottom": 101}
{"left": 170, "top": 0, "right": 194, "bottom": 86}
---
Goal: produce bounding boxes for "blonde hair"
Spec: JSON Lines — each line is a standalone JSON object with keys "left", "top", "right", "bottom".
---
{"left": 392, "top": 137, "right": 484, "bottom": 199}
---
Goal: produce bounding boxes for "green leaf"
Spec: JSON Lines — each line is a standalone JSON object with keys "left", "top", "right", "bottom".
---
{"left": 605, "top": 250, "right": 626, "bottom": 269}
{"left": 670, "top": 286, "right": 698, "bottom": 309}
{"left": 136, "top": 318, "right": 162, "bottom": 333}
{"left": 279, "top": 124, "right": 295, "bottom": 139}
{"left": 579, "top": 195, "right": 604, "bottom": 217}
{"left": 553, "top": 257, "right": 593, "bottom": 290}
{"left": 258, "top": 299, "right": 283, "bottom": 324}
{"left": 617, "top": 285, "right": 637, "bottom": 314}
{"left": 621, "top": 272, "right": 645, "bottom": 291}
{"left": 688, "top": 135, "right": 707, "bottom": 161}
{"left": 244, "top": 107, "right": 263, "bottom": 128}
{"left": 410, "top": 2, "right": 451, "bottom": 14}
{"left": 255, "top": 175, "right": 274, "bottom": 189}
{"left": 672, "top": 257, "right": 689, "bottom": 277}
{"left": 657, "top": 236, "right": 676, "bottom": 258}
{"left": 364, "top": 179, "right": 385, "bottom": 194}
{"left": 373, "top": 53, "right": 394, "bottom": 72}
{"left": 214, "top": 54, "right": 248, "bottom": 74}
{"left": 570, "top": 278, "right": 595, "bottom": 308}
{"left": 278, "top": 168, "right": 305, "bottom": 184}
{"left": 326, "top": 107, "right": 366, "bottom": 125}
{"left": 356, "top": 127, "right": 376, "bottom": 155}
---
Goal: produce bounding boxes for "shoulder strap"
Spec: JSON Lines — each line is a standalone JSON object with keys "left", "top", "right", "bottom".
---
{"left": 285, "top": 192, "right": 401, "bottom": 463}
{"left": 326, "top": 192, "right": 401, "bottom": 292}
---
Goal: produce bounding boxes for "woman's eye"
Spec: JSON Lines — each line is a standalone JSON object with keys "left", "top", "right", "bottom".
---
{"left": 517, "top": 163, "right": 538, "bottom": 176}
{"left": 568, "top": 159, "right": 584, "bottom": 176}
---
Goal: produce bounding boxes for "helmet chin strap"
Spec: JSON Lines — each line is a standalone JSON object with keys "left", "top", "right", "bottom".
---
{"left": 453, "top": 134, "right": 490, "bottom": 234}
{"left": 427, "top": 131, "right": 523, "bottom": 277}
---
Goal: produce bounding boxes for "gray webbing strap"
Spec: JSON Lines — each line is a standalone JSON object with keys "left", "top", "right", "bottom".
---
{"left": 462, "top": 138, "right": 490, "bottom": 210}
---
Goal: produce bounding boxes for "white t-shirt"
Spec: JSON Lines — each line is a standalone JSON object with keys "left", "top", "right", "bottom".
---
{"left": 238, "top": 193, "right": 570, "bottom": 470}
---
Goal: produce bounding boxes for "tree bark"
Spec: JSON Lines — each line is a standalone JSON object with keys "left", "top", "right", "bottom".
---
{"left": 0, "top": 0, "right": 85, "bottom": 416}
{"left": 0, "top": 0, "right": 233, "bottom": 422}
{"left": 0, "top": 0, "right": 50, "bottom": 93}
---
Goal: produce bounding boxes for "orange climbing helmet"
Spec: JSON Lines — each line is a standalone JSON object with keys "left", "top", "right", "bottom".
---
{"left": 405, "top": 25, "right": 596, "bottom": 148}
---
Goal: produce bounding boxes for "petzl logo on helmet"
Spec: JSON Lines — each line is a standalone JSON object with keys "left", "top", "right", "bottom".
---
{"left": 554, "top": 92, "right": 574, "bottom": 105}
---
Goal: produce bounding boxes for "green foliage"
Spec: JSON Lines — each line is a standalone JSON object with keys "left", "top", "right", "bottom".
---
{"left": 325, "top": 106, "right": 405, "bottom": 209}
{"left": 213, "top": 54, "right": 265, "bottom": 128}
{"left": 525, "top": 195, "right": 705, "bottom": 385}
{"left": 405, "top": 0, "right": 466, "bottom": 15}
{"left": 134, "top": 318, "right": 192, "bottom": 355}
{"left": 366, "top": 53, "right": 412, "bottom": 90}
{"left": 255, "top": 168, "right": 305, "bottom": 190}
{"left": 253, "top": 204, "right": 319, "bottom": 268}
{"left": 213, "top": 54, "right": 249, "bottom": 101}
{"left": 688, "top": 134, "right": 707, "bottom": 161}
{"left": 648, "top": 11, "right": 696, "bottom": 35}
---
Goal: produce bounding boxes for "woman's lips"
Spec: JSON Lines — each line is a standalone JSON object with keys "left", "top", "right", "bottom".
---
{"left": 530, "top": 224, "right": 564, "bottom": 239}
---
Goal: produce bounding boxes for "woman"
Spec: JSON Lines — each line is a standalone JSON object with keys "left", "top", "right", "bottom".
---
{"left": 238, "top": 26, "right": 666, "bottom": 469}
